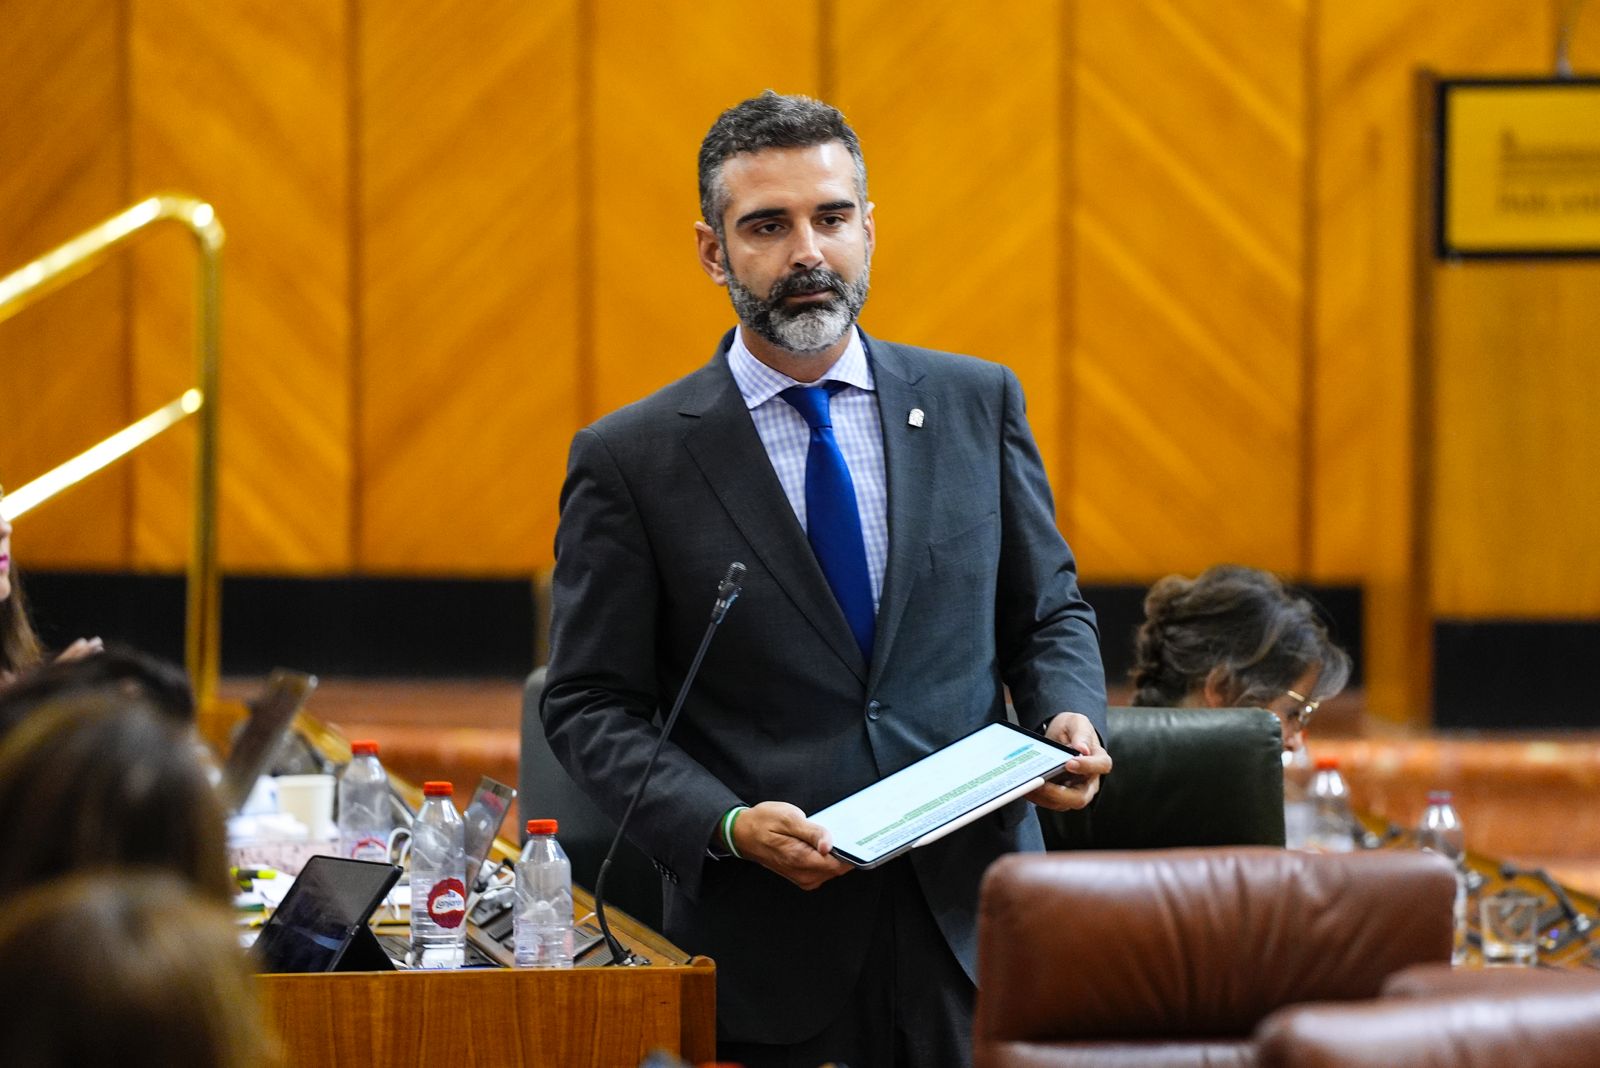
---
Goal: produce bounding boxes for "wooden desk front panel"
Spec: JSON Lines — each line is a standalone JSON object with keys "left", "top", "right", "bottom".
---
{"left": 259, "top": 961, "right": 715, "bottom": 1068}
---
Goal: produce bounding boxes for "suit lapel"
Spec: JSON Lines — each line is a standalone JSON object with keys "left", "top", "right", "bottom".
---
{"left": 681, "top": 340, "right": 869, "bottom": 683}
{"left": 864, "top": 336, "right": 931, "bottom": 693}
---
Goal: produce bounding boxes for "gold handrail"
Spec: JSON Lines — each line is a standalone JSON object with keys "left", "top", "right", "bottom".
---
{"left": 0, "top": 194, "right": 224, "bottom": 707}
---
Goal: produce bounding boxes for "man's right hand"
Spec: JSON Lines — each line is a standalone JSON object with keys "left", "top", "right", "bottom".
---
{"left": 731, "top": 801, "right": 852, "bottom": 891}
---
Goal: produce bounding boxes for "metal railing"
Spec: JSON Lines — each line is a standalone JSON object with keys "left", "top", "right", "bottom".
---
{"left": 0, "top": 194, "right": 223, "bottom": 706}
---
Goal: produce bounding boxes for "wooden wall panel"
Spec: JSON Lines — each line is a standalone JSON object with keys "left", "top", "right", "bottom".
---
{"left": 1311, "top": 0, "right": 1556, "bottom": 718}
{"left": 129, "top": 0, "right": 352, "bottom": 570}
{"left": 588, "top": 4, "right": 820, "bottom": 417}
{"left": 1070, "top": 0, "right": 1306, "bottom": 579}
{"left": 1432, "top": 263, "right": 1600, "bottom": 616}
{"left": 831, "top": 2, "right": 1066, "bottom": 487}
{"left": 357, "top": 1, "right": 579, "bottom": 573}
{"left": 1426, "top": 0, "right": 1600, "bottom": 618}
{"left": 0, "top": 0, "right": 130, "bottom": 567}
{"left": 4, "top": 0, "right": 1598, "bottom": 709}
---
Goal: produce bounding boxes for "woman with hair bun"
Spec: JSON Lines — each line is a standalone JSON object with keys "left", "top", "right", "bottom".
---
{"left": 1130, "top": 564, "right": 1351, "bottom": 751}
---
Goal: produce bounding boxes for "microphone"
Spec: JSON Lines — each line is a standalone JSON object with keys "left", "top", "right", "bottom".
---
{"left": 592, "top": 562, "right": 746, "bottom": 966}
{"left": 712, "top": 561, "right": 746, "bottom": 623}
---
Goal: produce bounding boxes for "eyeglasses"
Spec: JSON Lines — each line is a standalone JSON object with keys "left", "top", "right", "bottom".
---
{"left": 1279, "top": 688, "right": 1320, "bottom": 731}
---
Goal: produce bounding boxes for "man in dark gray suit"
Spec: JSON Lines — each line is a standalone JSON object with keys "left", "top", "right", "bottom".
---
{"left": 542, "top": 91, "right": 1111, "bottom": 1067}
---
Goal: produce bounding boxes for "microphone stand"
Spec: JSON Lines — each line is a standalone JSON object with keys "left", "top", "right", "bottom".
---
{"left": 594, "top": 563, "right": 745, "bottom": 967}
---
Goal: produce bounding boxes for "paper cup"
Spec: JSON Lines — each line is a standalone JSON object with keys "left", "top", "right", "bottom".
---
{"left": 275, "top": 774, "right": 336, "bottom": 836}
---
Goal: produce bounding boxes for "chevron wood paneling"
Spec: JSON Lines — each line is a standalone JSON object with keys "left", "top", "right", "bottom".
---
{"left": 129, "top": 0, "right": 352, "bottom": 570}
{"left": 1311, "top": 0, "right": 1556, "bottom": 580}
{"left": 6, "top": 0, "right": 1599, "bottom": 712}
{"left": 1311, "top": 0, "right": 1562, "bottom": 719}
{"left": 588, "top": 4, "right": 821, "bottom": 418}
{"left": 831, "top": 2, "right": 1067, "bottom": 490}
{"left": 358, "top": 0, "right": 579, "bottom": 572}
{"left": 1069, "top": 0, "right": 1307, "bottom": 579}
{"left": 0, "top": 0, "right": 130, "bottom": 568}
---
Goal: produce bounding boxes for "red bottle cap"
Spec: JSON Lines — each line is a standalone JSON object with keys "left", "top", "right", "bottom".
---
{"left": 526, "top": 819, "right": 558, "bottom": 836}
{"left": 351, "top": 740, "right": 379, "bottom": 756}
{"left": 423, "top": 781, "right": 453, "bottom": 797}
{"left": 1314, "top": 756, "right": 1340, "bottom": 771}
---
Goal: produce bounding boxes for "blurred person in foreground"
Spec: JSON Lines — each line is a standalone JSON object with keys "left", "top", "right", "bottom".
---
{"left": 0, "top": 643, "right": 196, "bottom": 741}
{"left": 1130, "top": 564, "right": 1352, "bottom": 751}
{"left": 0, "top": 873, "right": 277, "bottom": 1068}
{"left": 0, "top": 691, "right": 231, "bottom": 903}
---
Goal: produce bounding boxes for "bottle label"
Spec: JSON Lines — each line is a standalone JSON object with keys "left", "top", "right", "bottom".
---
{"left": 349, "top": 835, "right": 388, "bottom": 863}
{"left": 427, "top": 878, "right": 468, "bottom": 929}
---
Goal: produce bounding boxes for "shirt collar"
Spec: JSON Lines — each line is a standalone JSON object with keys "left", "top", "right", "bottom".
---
{"left": 727, "top": 325, "right": 874, "bottom": 410}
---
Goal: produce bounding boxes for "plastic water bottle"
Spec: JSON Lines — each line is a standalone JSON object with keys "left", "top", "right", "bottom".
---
{"left": 514, "top": 819, "right": 574, "bottom": 968}
{"left": 337, "top": 740, "right": 392, "bottom": 862}
{"left": 1307, "top": 757, "right": 1355, "bottom": 853}
{"left": 1282, "top": 744, "right": 1314, "bottom": 850}
{"left": 410, "top": 781, "right": 467, "bottom": 969}
{"left": 1418, "top": 790, "right": 1469, "bottom": 965}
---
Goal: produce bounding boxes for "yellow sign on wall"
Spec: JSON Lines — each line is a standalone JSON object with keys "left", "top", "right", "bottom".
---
{"left": 1439, "top": 79, "right": 1600, "bottom": 257}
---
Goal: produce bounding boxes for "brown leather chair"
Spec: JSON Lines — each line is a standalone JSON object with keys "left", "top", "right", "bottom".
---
{"left": 1255, "top": 968, "right": 1600, "bottom": 1068}
{"left": 1382, "top": 960, "right": 1600, "bottom": 999}
{"left": 974, "top": 847, "right": 1456, "bottom": 1068}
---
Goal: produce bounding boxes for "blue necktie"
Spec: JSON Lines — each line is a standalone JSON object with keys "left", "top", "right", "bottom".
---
{"left": 780, "top": 383, "right": 875, "bottom": 661}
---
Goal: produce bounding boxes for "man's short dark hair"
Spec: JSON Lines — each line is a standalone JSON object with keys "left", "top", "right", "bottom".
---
{"left": 698, "top": 90, "right": 868, "bottom": 236}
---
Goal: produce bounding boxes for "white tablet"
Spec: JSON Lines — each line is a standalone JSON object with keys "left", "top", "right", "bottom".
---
{"left": 809, "top": 721, "right": 1080, "bottom": 868}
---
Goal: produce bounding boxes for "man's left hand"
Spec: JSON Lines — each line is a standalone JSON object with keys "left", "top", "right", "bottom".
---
{"left": 1025, "top": 712, "right": 1112, "bottom": 811}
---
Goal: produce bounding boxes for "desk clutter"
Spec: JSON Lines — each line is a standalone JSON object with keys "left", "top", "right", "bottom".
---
{"left": 1371, "top": 819, "right": 1600, "bottom": 971}
{"left": 1282, "top": 739, "right": 1600, "bottom": 972}
{"left": 224, "top": 700, "right": 550, "bottom": 972}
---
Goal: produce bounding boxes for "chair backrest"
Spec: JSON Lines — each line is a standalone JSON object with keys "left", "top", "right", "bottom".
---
{"left": 974, "top": 847, "right": 1456, "bottom": 1068}
{"left": 1036, "top": 707, "right": 1286, "bottom": 851}
{"left": 1255, "top": 982, "right": 1600, "bottom": 1068}
{"left": 518, "top": 668, "right": 662, "bottom": 930}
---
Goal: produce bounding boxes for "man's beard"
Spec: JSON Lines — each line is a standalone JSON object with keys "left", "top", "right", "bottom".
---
{"left": 725, "top": 259, "right": 871, "bottom": 355}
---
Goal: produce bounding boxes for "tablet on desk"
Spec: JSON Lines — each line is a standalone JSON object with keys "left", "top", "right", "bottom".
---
{"left": 252, "top": 856, "right": 401, "bottom": 973}
{"left": 809, "top": 721, "right": 1079, "bottom": 869}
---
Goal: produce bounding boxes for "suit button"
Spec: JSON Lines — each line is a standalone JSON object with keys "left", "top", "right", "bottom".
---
{"left": 866, "top": 700, "right": 882, "bottom": 720}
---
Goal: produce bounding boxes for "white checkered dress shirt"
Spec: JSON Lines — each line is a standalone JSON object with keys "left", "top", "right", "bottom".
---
{"left": 727, "top": 326, "right": 887, "bottom": 611}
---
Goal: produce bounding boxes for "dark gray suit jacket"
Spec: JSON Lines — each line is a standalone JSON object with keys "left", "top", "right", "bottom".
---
{"left": 541, "top": 331, "right": 1106, "bottom": 1043}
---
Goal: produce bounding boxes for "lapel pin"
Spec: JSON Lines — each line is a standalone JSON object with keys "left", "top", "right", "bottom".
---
{"left": 908, "top": 408, "right": 925, "bottom": 428}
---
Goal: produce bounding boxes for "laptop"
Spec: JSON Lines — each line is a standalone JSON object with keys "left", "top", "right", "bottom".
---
{"left": 461, "top": 776, "right": 516, "bottom": 891}
{"left": 218, "top": 669, "right": 318, "bottom": 814}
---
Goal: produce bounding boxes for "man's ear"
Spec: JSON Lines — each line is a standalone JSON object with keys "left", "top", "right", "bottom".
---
{"left": 695, "top": 221, "right": 728, "bottom": 286}
{"left": 863, "top": 200, "right": 876, "bottom": 255}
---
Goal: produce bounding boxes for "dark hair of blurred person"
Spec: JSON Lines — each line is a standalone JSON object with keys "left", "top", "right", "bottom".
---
{"left": 0, "top": 873, "right": 278, "bottom": 1068}
{"left": 0, "top": 495, "right": 45, "bottom": 684}
{"left": 0, "top": 692, "right": 231, "bottom": 903}
{"left": 0, "top": 643, "right": 196, "bottom": 742}
{"left": 1131, "top": 564, "right": 1352, "bottom": 751}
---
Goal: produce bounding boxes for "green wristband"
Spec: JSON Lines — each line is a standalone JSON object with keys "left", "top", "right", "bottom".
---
{"left": 722, "top": 805, "right": 748, "bottom": 860}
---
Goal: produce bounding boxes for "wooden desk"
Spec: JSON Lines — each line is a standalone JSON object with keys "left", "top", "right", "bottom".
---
{"left": 251, "top": 715, "right": 716, "bottom": 1067}
{"left": 260, "top": 961, "right": 715, "bottom": 1068}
